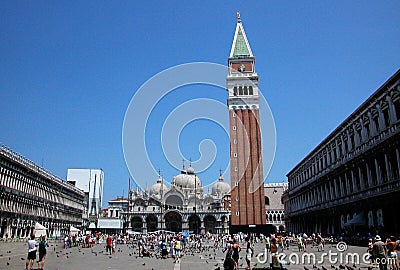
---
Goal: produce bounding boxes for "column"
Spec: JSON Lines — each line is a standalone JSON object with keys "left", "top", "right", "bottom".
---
{"left": 368, "top": 112, "right": 378, "bottom": 137}
{"left": 384, "top": 153, "right": 392, "bottom": 181}
{"left": 377, "top": 105, "right": 385, "bottom": 132}
{"left": 375, "top": 159, "right": 382, "bottom": 185}
{"left": 366, "top": 162, "right": 373, "bottom": 187}
{"left": 396, "top": 148, "right": 400, "bottom": 178}
{"left": 351, "top": 169, "right": 358, "bottom": 193}
{"left": 386, "top": 95, "right": 397, "bottom": 124}
{"left": 358, "top": 166, "right": 365, "bottom": 190}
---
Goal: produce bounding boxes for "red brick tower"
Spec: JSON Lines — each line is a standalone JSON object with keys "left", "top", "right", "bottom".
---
{"left": 227, "top": 13, "right": 266, "bottom": 230}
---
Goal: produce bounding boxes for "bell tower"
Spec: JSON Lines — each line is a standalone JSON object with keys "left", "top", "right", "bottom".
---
{"left": 227, "top": 13, "right": 266, "bottom": 229}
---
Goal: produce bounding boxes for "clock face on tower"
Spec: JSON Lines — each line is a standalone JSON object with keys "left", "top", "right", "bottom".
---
{"left": 238, "top": 64, "right": 245, "bottom": 72}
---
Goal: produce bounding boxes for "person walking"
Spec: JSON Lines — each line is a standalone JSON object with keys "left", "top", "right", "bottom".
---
{"left": 232, "top": 239, "right": 241, "bottom": 269}
{"left": 106, "top": 235, "right": 112, "bottom": 255}
{"left": 25, "top": 234, "right": 37, "bottom": 270}
{"left": 373, "top": 235, "right": 387, "bottom": 270}
{"left": 245, "top": 236, "right": 254, "bottom": 270}
{"left": 38, "top": 235, "right": 48, "bottom": 270}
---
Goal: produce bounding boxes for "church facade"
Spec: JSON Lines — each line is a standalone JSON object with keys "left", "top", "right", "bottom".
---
{"left": 125, "top": 165, "right": 230, "bottom": 234}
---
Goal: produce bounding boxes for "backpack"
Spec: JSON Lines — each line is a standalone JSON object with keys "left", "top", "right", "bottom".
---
{"left": 39, "top": 241, "right": 46, "bottom": 253}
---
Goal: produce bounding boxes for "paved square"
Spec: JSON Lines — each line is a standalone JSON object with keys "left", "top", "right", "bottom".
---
{"left": 0, "top": 239, "right": 378, "bottom": 270}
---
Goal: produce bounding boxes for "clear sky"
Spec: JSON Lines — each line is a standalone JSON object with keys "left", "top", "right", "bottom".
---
{"left": 1, "top": 1, "right": 399, "bottom": 206}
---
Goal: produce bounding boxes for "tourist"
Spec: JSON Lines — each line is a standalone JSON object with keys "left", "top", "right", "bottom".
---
{"left": 106, "top": 235, "right": 112, "bottom": 255}
{"left": 373, "top": 235, "right": 387, "bottom": 270}
{"left": 174, "top": 237, "right": 181, "bottom": 263}
{"left": 386, "top": 236, "right": 399, "bottom": 270}
{"left": 245, "top": 236, "right": 253, "bottom": 270}
{"left": 232, "top": 239, "right": 241, "bottom": 269}
{"left": 25, "top": 234, "right": 37, "bottom": 270}
{"left": 38, "top": 235, "right": 48, "bottom": 270}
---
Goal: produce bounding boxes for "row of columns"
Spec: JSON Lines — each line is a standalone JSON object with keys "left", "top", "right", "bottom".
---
{"left": 289, "top": 93, "right": 400, "bottom": 190}
{"left": 290, "top": 145, "right": 400, "bottom": 213}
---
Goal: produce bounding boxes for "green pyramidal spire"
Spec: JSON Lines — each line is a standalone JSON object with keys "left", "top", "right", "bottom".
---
{"left": 229, "top": 13, "right": 253, "bottom": 58}
{"left": 233, "top": 28, "right": 250, "bottom": 57}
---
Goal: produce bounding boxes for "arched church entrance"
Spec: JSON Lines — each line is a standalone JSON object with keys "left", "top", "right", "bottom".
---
{"left": 188, "top": 215, "right": 201, "bottom": 234}
{"left": 204, "top": 215, "right": 217, "bottom": 233}
{"left": 131, "top": 216, "right": 143, "bottom": 232}
{"left": 164, "top": 211, "right": 182, "bottom": 232}
{"left": 146, "top": 215, "right": 158, "bottom": 232}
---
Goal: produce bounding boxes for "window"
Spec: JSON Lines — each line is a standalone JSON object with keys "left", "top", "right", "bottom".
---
{"left": 239, "top": 86, "right": 243, "bottom": 95}
{"left": 235, "top": 196, "right": 239, "bottom": 201}
{"left": 244, "top": 86, "right": 248, "bottom": 95}
{"left": 249, "top": 86, "right": 253, "bottom": 95}
{"left": 236, "top": 211, "right": 240, "bottom": 216}
{"left": 233, "top": 139, "right": 237, "bottom": 144}
{"left": 234, "top": 167, "right": 238, "bottom": 171}
{"left": 232, "top": 112, "right": 236, "bottom": 118}
{"left": 233, "top": 126, "right": 236, "bottom": 131}
{"left": 233, "top": 153, "right": 238, "bottom": 157}
{"left": 235, "top": 181, "right": 238, "bottom": 186}
{"left": 265, "top": 196, "right": 270, "bottom": 206}
{"left": 233, "top": 87, "right": 238, "bottom": 96}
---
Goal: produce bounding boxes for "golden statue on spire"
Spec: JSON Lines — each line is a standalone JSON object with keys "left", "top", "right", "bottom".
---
{"left": 236, "top": 12, "right": 241, "bottom": 20}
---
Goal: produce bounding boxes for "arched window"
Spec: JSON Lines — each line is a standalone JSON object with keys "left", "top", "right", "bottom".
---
{"left": 239, "top": 86, "right": 243, "bottom": 95}
{"left": 249, "top": 86, "right": 253, "bottom": 95}
{"left": 244, "top": 86, "right": 248, "bottom": 95}
{"left": 233, "top": 86, "right": 238, "bottom": 96}
{"left": 265, "top": 196, "right": 270, "bottom": 206}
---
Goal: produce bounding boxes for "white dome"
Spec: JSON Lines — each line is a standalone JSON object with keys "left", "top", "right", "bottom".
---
{"left": 187, "top": 166, "right": 195, "bottom": 174}
{"left": 150, "top": 176, "right": 168, "bottom": 196}
{"left": 212, "top": 175, "right": 230, "bottom": 195}
{"left": 172, "top": 173, "right": 202, "bottom": 193}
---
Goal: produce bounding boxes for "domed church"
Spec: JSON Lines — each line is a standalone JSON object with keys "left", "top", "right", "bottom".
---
{"left": 126, "top": 164, "right": 230, "bottom": 234}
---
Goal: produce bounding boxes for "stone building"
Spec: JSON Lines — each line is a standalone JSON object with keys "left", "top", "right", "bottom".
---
{"left": 125, "top": 165, "right": 230, "bottom": 234}
{"left": 284, "top": 70, "right": 400, "bottom": 236}
{"left": 265, "top": 183, "right": 287, "bottom": 231}
{"left": 0, "top": 144, "right": 86, "bottom": 238}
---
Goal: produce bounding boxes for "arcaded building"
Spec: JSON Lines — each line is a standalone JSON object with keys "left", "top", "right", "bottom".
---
{"left": 285, "top": 70, "right": 400, "bottom": 235}
{"left": 0, "top": 144, "right": 86, "bottom": 238}
{"left": 125, "top": 165, "right": 230, "bottom": 234}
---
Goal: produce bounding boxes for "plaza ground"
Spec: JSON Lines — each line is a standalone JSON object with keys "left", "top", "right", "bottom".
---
{"left": 0, "top": 239, "right": 380, "bottom": 270}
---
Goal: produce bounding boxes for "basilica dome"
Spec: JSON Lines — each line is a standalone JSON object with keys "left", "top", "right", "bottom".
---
{"left": 172, "top": 166, "right": 202, "bottom": 193}
{"left": 212, "top": 175, "right": 231, "bottom": 195}
{"left": 150, "top": 176, "right": 168, "bottom": 197}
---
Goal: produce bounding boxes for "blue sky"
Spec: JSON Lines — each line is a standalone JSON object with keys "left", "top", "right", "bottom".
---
{"left": 1, "top": 1, "right": 399, "bottom": 206}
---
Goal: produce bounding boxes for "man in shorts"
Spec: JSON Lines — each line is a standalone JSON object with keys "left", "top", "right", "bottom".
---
{"left": 25, "top": 234, "right": 37, "bottom": 270}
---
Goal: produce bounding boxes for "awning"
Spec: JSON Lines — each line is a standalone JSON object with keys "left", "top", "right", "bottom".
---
{"left": 344, "top": 213, "right": 366, "bottom": 227}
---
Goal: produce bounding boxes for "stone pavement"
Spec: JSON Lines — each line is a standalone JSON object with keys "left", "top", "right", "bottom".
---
{"left": 0, "top": 240, "right": 378, "bottom": 270}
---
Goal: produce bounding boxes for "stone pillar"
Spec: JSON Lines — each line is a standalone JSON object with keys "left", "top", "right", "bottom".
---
{"left": 384, "top": 153, "right": 392, "bottom": 181}
{"left": 366, "top": 162, "right": 373, "bottom": 187}
{"left": 376, "top": 105, "right": 385, "bottom": 132}
{"left": 396, "top": 148, "right": 400, "bottom": 178}
{"left": 351, "top": 169, "right": 358, "bottom": 193}
{"left": 368, "top": 112, "right": 378, "bottom": 137}
{"left": 386, "top": 95, "right": 397, "bottom": 124}
{"left": 375, "top": 159, "right": 382, "bottom": 185}
{"left": 200, "top": 221, "right": 205, "bottom": 234}
{"left": 358, "top": 166, "right": 365, "bottom": 190}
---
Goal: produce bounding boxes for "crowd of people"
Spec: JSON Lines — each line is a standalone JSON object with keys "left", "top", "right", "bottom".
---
{"left": 23, "top": 231, "right": 400, "bottom": 270}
